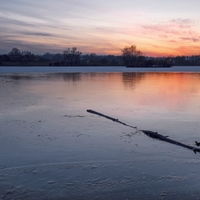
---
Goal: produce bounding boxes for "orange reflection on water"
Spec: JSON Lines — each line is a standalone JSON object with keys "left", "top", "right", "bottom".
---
{"left": 122, "top": 73, "right": 200, "bottom": 112}
{"left": 20, "top": 72, "right": 200, "bottom": 117}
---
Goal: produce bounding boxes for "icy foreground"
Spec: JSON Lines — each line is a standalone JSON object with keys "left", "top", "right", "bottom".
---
{"left": 1, "top": 70, "right": 200, "bottom": 199}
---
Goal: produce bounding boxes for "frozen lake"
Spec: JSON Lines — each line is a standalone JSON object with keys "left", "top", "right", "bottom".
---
{"left": 0, "top": 69, "right": 200, "bottom": 199}
{"left": 1, "top": 65, "right": 200, "bottom": 73}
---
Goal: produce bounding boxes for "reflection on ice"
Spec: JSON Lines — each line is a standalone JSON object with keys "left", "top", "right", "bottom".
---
{"left": 1, "top": 72, "right": 200, "bottom": 199}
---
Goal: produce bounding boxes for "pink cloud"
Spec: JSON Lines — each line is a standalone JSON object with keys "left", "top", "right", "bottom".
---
{"left": 180, "top": 37, "right": 200, "bottom": 42}
{"left": 168, "top": 18, "right": 195, "bottom": 29}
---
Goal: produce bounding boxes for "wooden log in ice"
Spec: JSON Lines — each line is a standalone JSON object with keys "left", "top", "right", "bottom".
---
{"left": 87, "top": 109, "right": 137, "bottom": 129}
{"left": 87, "top": 109, "right": 200, "bottom": 154}
{"left": 141, "top": 130, "right": 200, "bottom": 154}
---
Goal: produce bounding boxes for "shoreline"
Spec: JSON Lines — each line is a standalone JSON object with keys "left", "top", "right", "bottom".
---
{"left": 1, "top": 66, "right": 200, "bottom": 73}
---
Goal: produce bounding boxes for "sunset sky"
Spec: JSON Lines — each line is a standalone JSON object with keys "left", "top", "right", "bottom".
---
{"left": 1, "top": 0, "right": 200, "bottom": 56}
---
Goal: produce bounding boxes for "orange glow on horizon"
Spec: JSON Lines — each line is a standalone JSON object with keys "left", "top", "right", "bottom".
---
{"left": 9, "top": 16, "right": 200, "bottom": 57}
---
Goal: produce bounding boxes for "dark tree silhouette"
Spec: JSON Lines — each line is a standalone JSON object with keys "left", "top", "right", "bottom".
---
{"left": 121, "top": 45, "right": 142, "bottom": 66}
{"left": 8, "top": 48, "right": 22, "bottom": 61}
{"left": 21, "top": 51, "right": 35, "bottom": 62}
{"left": 8, "top": 48, "right": 21, "bottom": 56}
{"left": 63, "top": 47, "right": 82, "bottom": 66}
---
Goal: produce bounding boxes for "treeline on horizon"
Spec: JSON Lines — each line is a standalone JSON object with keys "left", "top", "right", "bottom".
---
{"left": 0, "top": 46, "right": 200, "bottom": 66}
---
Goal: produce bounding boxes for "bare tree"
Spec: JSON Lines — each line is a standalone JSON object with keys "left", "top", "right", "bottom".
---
{"left": 8, "top": 48, "right": 22, "bottom": 61}
{"left": 8, "top": 48, "right": 21, "bottom": 56}
{"left": 21, "top": 51, "right": 35, "bottom": 62}
{"left": 121, "top": 45, "right": 142, "bottom": 66}
{"left": 63, "top": 47, "right": 82, "bottom": 66}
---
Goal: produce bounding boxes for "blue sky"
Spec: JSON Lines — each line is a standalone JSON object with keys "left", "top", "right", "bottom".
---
{"left": 1, "top": 0, "right": 200, "bottom": 56}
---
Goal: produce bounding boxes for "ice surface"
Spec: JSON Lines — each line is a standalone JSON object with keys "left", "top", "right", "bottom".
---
{"left": 0, "top": 66, "right": 200, "bottom": 73}
{"left": 0, "top": 70, "right": 200, "bottom": 199}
